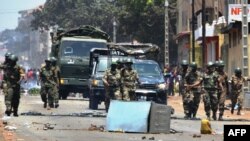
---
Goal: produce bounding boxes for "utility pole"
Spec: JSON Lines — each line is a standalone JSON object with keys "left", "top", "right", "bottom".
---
{"left": 202, "top": 0, "right": 206, "bottom": 67}
{"left": 164, "top": 0, "right": 169, "bottom": 66}
{"left": 191, "top": 0, "right": 195, "bottom": 62}
{"left": 242, "top": 0, "right": 249, "bottom": 93}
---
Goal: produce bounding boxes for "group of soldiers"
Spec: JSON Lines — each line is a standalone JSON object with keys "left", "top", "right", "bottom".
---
{"left": 0, "top": 53, "right": 60, "bottom": 116}
{"left": 39, "top": 57, "right": 60, "bottom": 110}
{"left": 102, "top": 58, "right": 140, "bottom": 112}
{"left": 179, "top": 60, "right": 247, "bottom": 121}
{"left": 0, "top": 52, "right": 25, "bottom": 117}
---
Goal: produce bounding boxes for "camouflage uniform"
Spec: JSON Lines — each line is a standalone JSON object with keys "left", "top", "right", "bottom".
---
{"left": 184, "top": 62, "right": 202, "bottom": 119}
{"left": 40, "top": 58, "right": 56, "bottom": 109}
{"left": 0, "top": 52, "right": 12, "bottom": 97}
{"left": 4, "top": 55, "right": 25, "bottom": 116}
{"left": 202, "top": 62, "right": 219, "bottom": 120}
{"left": 121, "top": 59, "right": 139, "bottom": 101}
{"left": 102, "top": 63, "right": 121, "bottom": 112}
{"left": 179, "top": 60, "right": 189, "bottom": 118}
{"left": 230, "top": 67, "right": 247, "bottom": 115}
{"left": 51, "top": 57, "right": 60, "bottom": 108}
{"left": 216, "top": 61, "right": 228, "bottom": 120}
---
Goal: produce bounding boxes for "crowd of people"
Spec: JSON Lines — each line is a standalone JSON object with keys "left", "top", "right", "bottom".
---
{"left": 0, "top": 51, "right": 247, "bottom": 120}
{"left": 175, "top": 60, "right": 247, "bottom": 121}
{"left": 102, "top": 58, "right": 140, "bottom": 112}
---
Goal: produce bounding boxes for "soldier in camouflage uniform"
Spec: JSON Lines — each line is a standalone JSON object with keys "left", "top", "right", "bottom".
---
{"left": 102, "top": 62, "right": 121, "bottom": 112}
{"left": 184, "top": 62, "right": 202, "bottom": 119}
{"left": 4, "top": 54, "right": 25, "bottom": 116}
{"left": 0, "top": 52, "right": 12, "bottom": 96}
{"left": 179, "top": 60, "right": 189, "bottom": 118}
{"left": 230, "top": 67, "right": 250, "bottom": 115}
{"left": 216, "top": 60, "right": 228, "bottom": 120}
{"left": 202, "top": 62, "right": 220, "bottom": 120}
{"left": 39, "top": 58, "right": 56, "bottom": 109}
{"left": 121, "top": 59, "right": 140, "bottom": 101}
{"left": 51, "top": 57, "right": 60, "bottom": 108}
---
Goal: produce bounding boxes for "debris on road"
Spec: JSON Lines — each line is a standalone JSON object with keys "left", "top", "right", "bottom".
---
{"left": 20, "top": 111, "right": 43, "bottom": 116}
{"left": 88, "top": 124, "right": 105, "bottom": 132}
{"left": 4, "top": 125, "right": 17, "bottom": 131}
{"left": 193, "top": 134, "right": 201, "bottom": 138}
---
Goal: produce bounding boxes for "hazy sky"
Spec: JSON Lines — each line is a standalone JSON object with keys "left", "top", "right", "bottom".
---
{"left": 0, "top": 0, "right": 46, "bottom": 31}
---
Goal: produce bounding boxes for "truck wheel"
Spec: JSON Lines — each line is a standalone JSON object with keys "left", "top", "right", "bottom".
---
{"left": 89, "top": 95, "right": 98, "bottom": 110}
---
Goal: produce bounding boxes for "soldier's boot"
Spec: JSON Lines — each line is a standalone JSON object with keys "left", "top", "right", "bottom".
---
{"left": 231, "top": 108, "right": 234, "bottom": 114}
{"left": 237, "top": 108, "right": 242, "bottom": 115}
{"left": 192, "top": 112, "right": 197, "bottom": 119}
{"left": 5, "top": 110, "right": 11, "bottom": 116}
{"left": 184, "top": 113, "right": 191, "bottom": 119}
{"left": 212, "top": 111, "right": 217, "bottom": 120}
{"left": 206, "top": 113, "right": 211, "bottom": 120}
{"left": 43, "top": 102, "right": 46, "bottom": 108}
{"left": 55, "top": 103, "right": 59, "bottom": 108}
{"left": 218, "top": 114, "right": 223, "bottom": 121}
{"left": 13, "top": 109, "right": 18, "bottom": 117}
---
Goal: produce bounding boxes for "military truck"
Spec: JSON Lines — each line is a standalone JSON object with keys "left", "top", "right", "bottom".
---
{"left": 50, "top": 25, "right": 111, "bottom": 99}
{"left": 88, "top": 43, "right": 167, "bottom": 110}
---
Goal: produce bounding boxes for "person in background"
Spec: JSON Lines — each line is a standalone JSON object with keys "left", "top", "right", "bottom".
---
{"left": 230, "top": 67, "right": 250, "bottom": 115}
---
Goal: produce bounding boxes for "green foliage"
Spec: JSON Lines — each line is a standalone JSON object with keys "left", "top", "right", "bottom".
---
{"left": 28, "top": 88, "right": 40, "bottom": 95}
{"left": 31, "top": 0, "right": 178, "bottom": 64}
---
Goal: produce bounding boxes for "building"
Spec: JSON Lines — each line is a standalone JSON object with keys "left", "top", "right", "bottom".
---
{"left": 176, "top": 0, "right": 225, "bottom": 67}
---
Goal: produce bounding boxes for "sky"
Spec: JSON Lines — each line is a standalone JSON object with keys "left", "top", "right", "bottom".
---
{"left": 0, "top": 0, "right": 46, "bottom": 31}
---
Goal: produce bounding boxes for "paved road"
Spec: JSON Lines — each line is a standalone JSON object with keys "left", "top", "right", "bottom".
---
{"left": 1, "top": 94, "right": 249, "bottom": 141}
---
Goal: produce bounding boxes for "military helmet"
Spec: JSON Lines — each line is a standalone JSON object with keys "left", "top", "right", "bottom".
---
{"left": 214, "top": 60, "right": 219, "bottom": 67}
{"left": 125, "top": 58, "right": 133, "bottom": 64}
{"left": 218, "top": 60, "right": 225, "bottom": 67}
{"left": 181, "top": 60, "right": 188, "bottom": 66}
{"left": 234, "top": 67, "right": 242, "bottom": 74}
{"left": 189, "top": 62, "right": 197, "bottom": 68}
{"left": 50, "top": 56, "right": 57, "bottom": 62}
{"left": 116, "top": 59, "right": 121, "bottom": 64}
{"left": 111, "top": 61, "right": 117, "bottom": 66}
{"left": 45, "top": 57, "right": 51, "bottom": 62}
{"left": 5, "top": 52, "right": 12, "bottom": 58}
{"left": 206, "top": 61, "right": 214, "bottom": 68}
{"left": 9, "top": 54, "right": 18, "bottom": 62}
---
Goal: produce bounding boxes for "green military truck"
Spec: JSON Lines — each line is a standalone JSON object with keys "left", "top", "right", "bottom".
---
{"left": 50, "top": 25, "right": 111, "bottom": 99}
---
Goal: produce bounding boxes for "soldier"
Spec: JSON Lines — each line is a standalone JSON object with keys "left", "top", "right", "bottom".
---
{"left": 230, "top": 67, "right": 250, "bottom": 115}
{"left": 51, "top": 57, "right": 60, "bottom": 108}
{"left": 184, "top": 62, "right": 202, "bottom": 119}
{"left": 4, "top": 54, "right": 25, "bottom": 116}
{"left": 216, "top": 60, "right": 228, "bottom": 120}
{"left": 0, "top": 52, "right": 12, "bottom": 96}
{"left": 179, "top": 60, "right": 189, "bottom": 118}
{"left": 202, "top": 62, "right": 219, "bottom": 120}
{"left": 121, "top": 59, "right": 140, "bottom": 101}
{"left": 39, "top": 58, "right": 56, "bottom": 109}
{"left": 102, "top": 61, "right": 121, "bottom": 112}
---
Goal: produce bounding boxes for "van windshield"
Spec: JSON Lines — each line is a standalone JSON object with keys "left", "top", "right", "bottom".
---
{"left": 60, "top": 40, "right": 106, "bottom": 57}
{"left": 134, "top": 63, "right": 161, "bottom": 77}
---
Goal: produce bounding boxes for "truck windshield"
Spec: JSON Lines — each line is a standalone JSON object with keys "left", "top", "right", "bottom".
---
{"left": 134, "top": 63, "right": 162, "bottom": 77}
{"left": 60, "top": 40, "right": 106, "bottom": 57}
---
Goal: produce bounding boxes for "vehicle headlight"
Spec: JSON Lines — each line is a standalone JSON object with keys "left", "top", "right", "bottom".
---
{"left": 92, "top": 79, "right": 103, "bottom": 87}
{"left": 60, "top": 79, "right": 68, "bottom": 84}
{"left": 157, "top": 83, "right": 167, "bottom": 90}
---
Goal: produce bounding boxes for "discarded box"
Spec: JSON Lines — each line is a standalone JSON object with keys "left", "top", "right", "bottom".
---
{"left": 149, "top": 102, "right": 171, "bottom": 133}
{"left": 106, "top": 100, "right": 151, "bottom": 133}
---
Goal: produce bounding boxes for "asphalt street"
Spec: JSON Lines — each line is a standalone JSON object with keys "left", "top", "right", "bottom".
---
{"left": 1, "top": 94, "right": 249, "bottom": 141}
